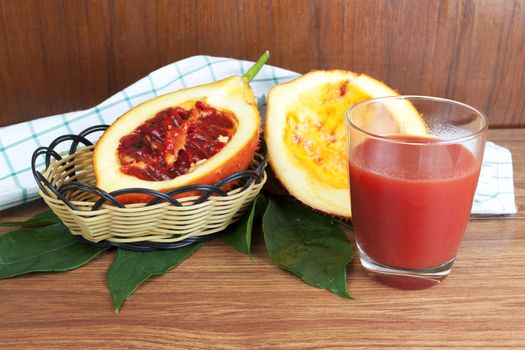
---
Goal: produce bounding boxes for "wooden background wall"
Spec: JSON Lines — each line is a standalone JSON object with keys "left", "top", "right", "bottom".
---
{"left": 0, "top": 0, "right": 523, "bottom": 127}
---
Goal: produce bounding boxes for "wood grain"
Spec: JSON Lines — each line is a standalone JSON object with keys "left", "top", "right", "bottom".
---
{"left": 0, "top": 128, "right": 524, "bottom": 349}
{"left": 0, "top": 0, "right": 524, "bottom": 127}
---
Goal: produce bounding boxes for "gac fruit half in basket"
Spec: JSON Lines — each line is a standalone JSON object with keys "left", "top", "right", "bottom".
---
{"left": 93, "top": 53, "right": 269, "bottom": 204}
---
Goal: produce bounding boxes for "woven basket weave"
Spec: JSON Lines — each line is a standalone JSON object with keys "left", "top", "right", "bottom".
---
{"left": 35, "top": 137, "right": 267, "bottom": 246}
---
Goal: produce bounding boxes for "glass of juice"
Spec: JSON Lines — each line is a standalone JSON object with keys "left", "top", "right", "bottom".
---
{"left": 346, "top": 96, "right": 487, "bottom": 289}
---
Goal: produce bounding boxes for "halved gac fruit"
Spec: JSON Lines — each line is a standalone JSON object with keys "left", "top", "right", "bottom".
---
{"left": 94, "top": 63, "right": 265, "bottom": 203}
{"left": 265, "top": 70, "right": 427, "bottom": 218}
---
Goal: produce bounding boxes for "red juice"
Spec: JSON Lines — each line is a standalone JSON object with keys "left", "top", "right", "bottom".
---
{"left": 349, "top": 134, "right": 481, "bottom": 270}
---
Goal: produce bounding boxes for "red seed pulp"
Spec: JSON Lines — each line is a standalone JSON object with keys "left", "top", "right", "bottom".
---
{"left": 117, "top": 101, "right": 237, "bottom": 181}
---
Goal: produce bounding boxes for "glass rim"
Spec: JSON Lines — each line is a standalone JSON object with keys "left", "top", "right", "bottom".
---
{"left": 345, "top": 95, "right": 488, "bottom": 145}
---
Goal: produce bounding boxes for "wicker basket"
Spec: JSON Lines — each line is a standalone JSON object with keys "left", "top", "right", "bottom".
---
{"left": 32, "top": 125, "right": 267, "bottom": 250}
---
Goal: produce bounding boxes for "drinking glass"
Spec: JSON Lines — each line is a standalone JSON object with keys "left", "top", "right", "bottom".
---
{"left": 346, "top": 96, "right": 487, "bottom": 289}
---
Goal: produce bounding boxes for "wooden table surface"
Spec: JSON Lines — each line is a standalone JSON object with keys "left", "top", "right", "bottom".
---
{"left": 1, "top": 129, "right": 524, "bottom": 349}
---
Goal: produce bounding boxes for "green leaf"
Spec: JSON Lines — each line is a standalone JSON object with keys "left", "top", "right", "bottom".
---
{"left": 262, "top": 197, "right": 354, "bottom": 299}
{"left": 253, "top": 194, "right": 269, "bottom": 220}
{"left": 107, "top": 243, "right": 204, "bottom": 312}
{"left": 221, "top": 194, "right": 268, "bottom": 258}
{"left": 0, "top": 223, "right": 108, "bottom": 279}
{"left": 0, "top": 210, "right": 60, "bottom": 227}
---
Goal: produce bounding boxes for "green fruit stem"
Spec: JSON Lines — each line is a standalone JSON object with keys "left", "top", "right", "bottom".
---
{"left": 242, "top": 50, "right": 270, "bottom": 82}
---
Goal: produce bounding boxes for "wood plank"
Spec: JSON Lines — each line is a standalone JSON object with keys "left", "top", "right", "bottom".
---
{"left": 0, "top": 128, "right": 524, "bottom": 349}
{"left": 0, "top": 0, "right": 524, "bottom": 127}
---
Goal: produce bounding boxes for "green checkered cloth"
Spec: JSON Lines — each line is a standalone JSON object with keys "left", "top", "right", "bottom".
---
{"left": 0, "top": 56, "right": 517, "bottom": 214}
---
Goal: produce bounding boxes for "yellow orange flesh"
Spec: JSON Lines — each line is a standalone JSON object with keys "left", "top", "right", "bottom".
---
{"left": 283, "top": 80, "right": 382, "bottom": 189}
